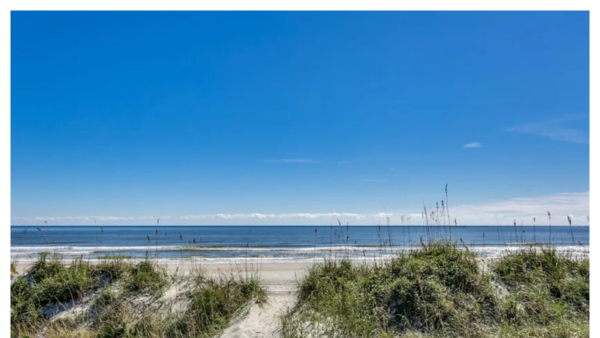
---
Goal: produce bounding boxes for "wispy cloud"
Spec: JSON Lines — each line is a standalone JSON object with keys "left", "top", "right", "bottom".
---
{"left": 336, "top": 157, "right": 371, "bottom": 165}
{"left": 11, "top": 215, "right": 160, "bottom": 222}
{"left": 379, "top": 192, "right": 589, "bottom": 226}
{"left": 12, "top": 192, "right": 588, "bottom": 226}
{"left": 507, "top": 115, "right": 589, "bottom": 143}
{"left": 463, "top": 142, "right": 481, "bottom": 148}
{"left": 180, "top": 213, "right": 366, "bottom": 220}
{"left": 263, "top": 159, "right": 320, "bottom": 163}
{"left": 13, "top": 213, "right": 388, "bottom": 224}
{"left": 451, "top": 192, "right": 589, "bottom": 225}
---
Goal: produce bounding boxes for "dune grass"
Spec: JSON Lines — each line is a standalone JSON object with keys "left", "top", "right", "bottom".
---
{"left": 492, "top": 247, "right": 589, "bottom": 336}
{"left": 123, "top": 259, "right": 168, "bottom": 293}
{"left": 11, "top": 254, "right": 113, "bottom": 333}
{"left": 11, "top": 254, "right": 266, "bottom": 338}
{"left": 11, "top": 260, "right": 18, "bottom": 277}
{"left": 282, "top": 242, "right": 589, "bottom": 338}
{"left": 162, "top": 271, "right": 267, "bottom": 337}
{"left": 84, "top": 269, "right": 266, "bottom": 338}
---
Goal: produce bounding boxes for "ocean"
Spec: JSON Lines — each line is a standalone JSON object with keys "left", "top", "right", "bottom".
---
{"left": 11, "top": 225, "right": 590, "bottom": 264}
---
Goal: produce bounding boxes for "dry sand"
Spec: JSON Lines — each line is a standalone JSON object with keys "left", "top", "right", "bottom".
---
{"left": 216, "top": 264, "right": 306, "bottom": 338}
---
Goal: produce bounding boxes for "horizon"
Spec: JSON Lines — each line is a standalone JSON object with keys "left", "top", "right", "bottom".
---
{"left": 10, "top": 224, "right": 591, "bottom": 227}
{"left": 11, "top": 12, "right": 589, "bottom": 226}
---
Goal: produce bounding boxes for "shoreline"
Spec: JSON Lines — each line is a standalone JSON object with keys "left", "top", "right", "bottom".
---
{"left": 11, "top": 242, "right": 589, "bottom": 338}
{"left": 11, "top": 243, "right": 590, "bottom": 269}
{"left": 13, "top": 243, "right": 590, "bottom": 275}
{"left": 13, "top": 260, "right": 311, "bottom": 276}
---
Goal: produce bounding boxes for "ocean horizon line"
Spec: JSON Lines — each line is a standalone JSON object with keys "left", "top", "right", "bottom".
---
{"left": 10, "top": 224, "right": 591, "bottom": 227}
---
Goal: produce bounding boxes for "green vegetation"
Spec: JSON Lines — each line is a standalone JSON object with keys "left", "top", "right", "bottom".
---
{"left": 10, "top": 240, "right": 589, "bottom": 338}
{"left": 123, "top": 260, "right": 168, "bottom": 293}
{"left": 11, "top": 260, "right": 18, "bottom": 277}
{"left": 69, "top": 271, "right": 266, "bottom": 338}
{"left": 11, "top": 254, "right": 265, "bottom": 338}
{"left": 12, "top": 254, "right": 106, "bottom": 333}
{"left": 163, "top": 273, "right": 267, "bottom": 337}
{"left": 493, "top": 247, "right": 589, "bottom": 337}
{"left": 282, "top": 242, "right": 589, "bottom": 338}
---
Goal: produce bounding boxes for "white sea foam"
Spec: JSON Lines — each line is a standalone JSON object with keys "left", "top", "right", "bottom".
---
{"left": 11, "top": 245, "right": 396, "bottom": 253}
{"left": 11, "top": 244, "right": 589, "bottom": 263}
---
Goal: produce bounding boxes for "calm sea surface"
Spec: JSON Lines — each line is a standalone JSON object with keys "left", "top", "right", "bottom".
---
{"left": 11, "top": 225, "right": 589, "bottom": 263}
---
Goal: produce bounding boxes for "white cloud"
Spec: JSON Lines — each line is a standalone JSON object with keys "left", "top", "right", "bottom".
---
{"left": 12, "top": 215, "right": 160, "bottom": 223}
{"left": 371, "top": 192, "right": 589, "bottom": 226}
{"left": 180, "top": 213, "right": 365, "bottom": 220}
{"left": 263, "top": 159, "right": 319, "bottom": 163}
{"left": 463, "top": 142, "right": 481, "bottom": 148}
{"left": 450, "top": 192, "right": 589, "bottom": 225}
{"left": 12, "top": 193, "right": 589, "bottom": 226}
{"left": 336, "top": 157, "right": 369, "bottom": 164}
{"left": 507, "top": 115, "right": 588, "bottom": 143}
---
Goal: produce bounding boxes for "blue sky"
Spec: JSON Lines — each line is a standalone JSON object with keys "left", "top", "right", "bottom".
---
{"left": 11, "top": 11, "right": 589, "bottom": 225}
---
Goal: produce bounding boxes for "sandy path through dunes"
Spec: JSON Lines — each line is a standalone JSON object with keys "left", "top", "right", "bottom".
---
{"left": 211, "top": 265, "right": 306, "bottom": 338}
